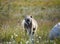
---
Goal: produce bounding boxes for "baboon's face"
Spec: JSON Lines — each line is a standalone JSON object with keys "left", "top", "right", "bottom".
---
{"left": 25, "top": 16, "right": 32, "bottom": 25}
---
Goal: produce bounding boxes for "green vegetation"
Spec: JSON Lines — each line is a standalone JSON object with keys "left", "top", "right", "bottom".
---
{"left": 0, "top": 0, "right": 60, "bottom": 44}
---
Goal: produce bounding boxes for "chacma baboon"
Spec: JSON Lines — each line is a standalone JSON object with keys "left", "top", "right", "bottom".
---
{"left": 22, "top": 15, "right": 38, "bottom": 35}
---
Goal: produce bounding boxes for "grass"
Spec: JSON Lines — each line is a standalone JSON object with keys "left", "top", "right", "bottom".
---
{"left": 0, "top": 17, "right": 59, "bottom": 44}
{"left": 0, "top": 0, "right": 60, "bottom": 44}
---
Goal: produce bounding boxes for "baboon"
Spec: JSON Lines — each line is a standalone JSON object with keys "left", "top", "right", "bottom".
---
{"left": 22, "top": 15, "right": 38, "bottom": 35}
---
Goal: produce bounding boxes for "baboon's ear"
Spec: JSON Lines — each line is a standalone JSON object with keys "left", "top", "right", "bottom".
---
{"left": 30, "top": 16, "right": 32, "bottom": 18}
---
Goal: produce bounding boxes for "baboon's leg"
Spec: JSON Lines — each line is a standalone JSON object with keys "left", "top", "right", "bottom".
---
{"left": 29, "top": 29, "right": 31, "bottom": 35}
{"left": 28, "top": 29, "right": 31, "bottom": 35}
{"left": 24, "top": 23, "right": 27, "bottom": 35}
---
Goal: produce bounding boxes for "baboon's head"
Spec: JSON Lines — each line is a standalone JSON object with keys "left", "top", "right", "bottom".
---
{"left": 25, "top": 15, "right": 32, "bottom": 25}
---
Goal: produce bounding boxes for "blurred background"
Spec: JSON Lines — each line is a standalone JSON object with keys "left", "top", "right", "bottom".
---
{"left": 0, "top": 0, "right": 60, "bottom": 44}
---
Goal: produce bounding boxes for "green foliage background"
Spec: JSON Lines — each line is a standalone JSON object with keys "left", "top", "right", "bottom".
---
{"left": 0, "top": 0, "right": 60, "bottom": 44}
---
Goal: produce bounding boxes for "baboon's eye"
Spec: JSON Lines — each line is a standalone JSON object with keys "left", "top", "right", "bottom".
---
{"left": 27, "top": 19, "right": 30, "bottom": 22}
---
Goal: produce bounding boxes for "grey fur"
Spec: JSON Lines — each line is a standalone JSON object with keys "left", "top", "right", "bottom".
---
{"left": 22, "top": 15, "right": 38, "bottom": 35}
